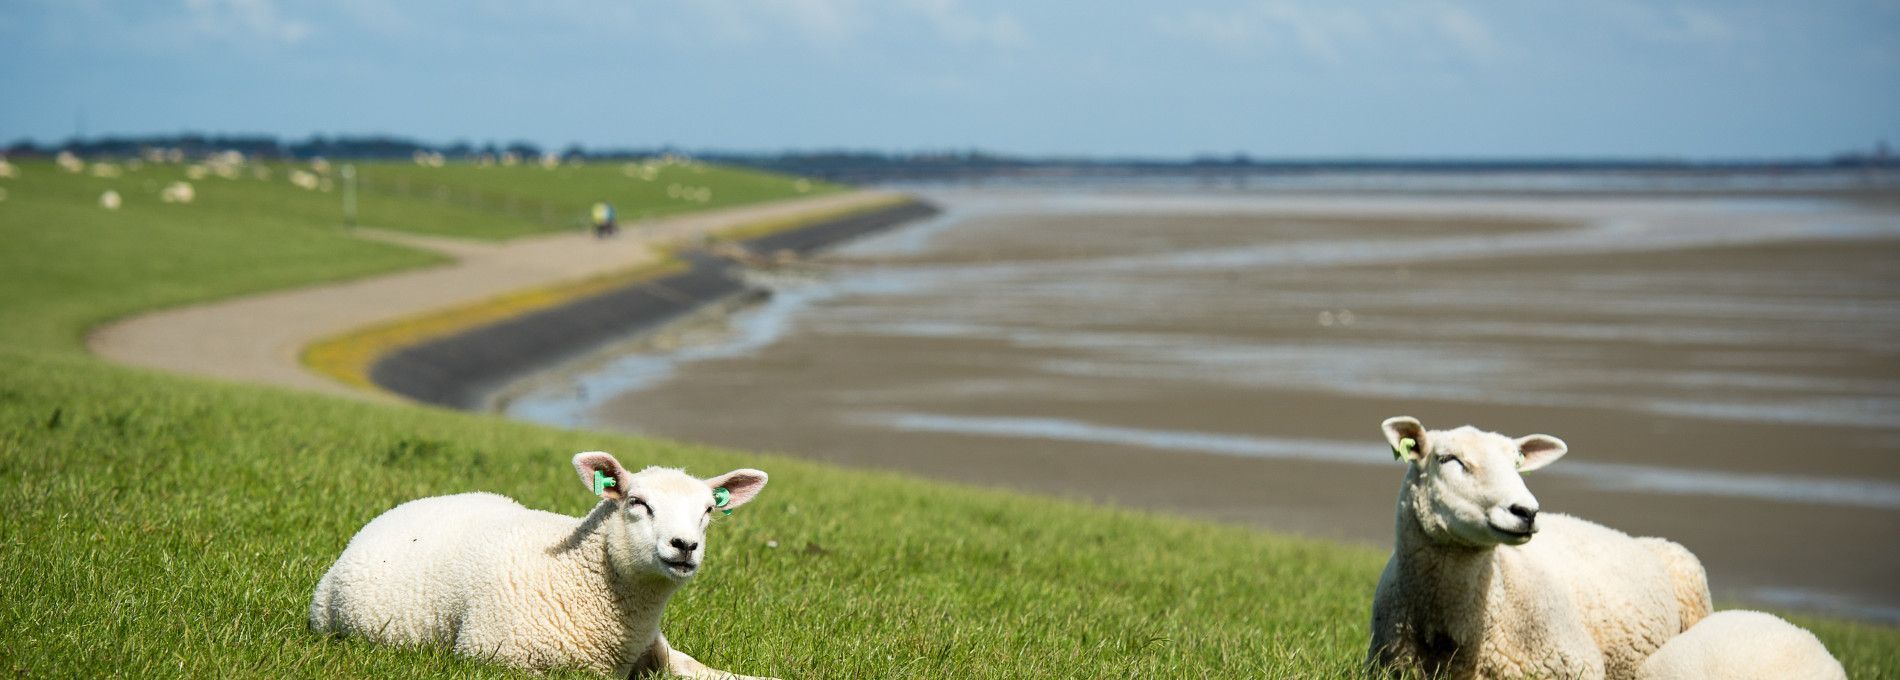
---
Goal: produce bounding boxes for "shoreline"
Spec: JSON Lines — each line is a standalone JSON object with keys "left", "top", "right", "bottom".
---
{"left": 84, "top": 190, "right": 916, "bottom": 400}
{"left": 369, "top": 200, "right": 942, "bottom": 408}
{"left": 487, "top": 287, "right": 773, "bottom": 417}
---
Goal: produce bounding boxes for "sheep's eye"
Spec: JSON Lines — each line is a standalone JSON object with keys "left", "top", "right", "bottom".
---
{"left": 1440, "top": 456, "right": 1465, "bottom": 470}
{"left": 628, "top": 498, "right": 651, "bottom": 515}
{"left": 704, "top": 506, "right": 714, "bottom": 515}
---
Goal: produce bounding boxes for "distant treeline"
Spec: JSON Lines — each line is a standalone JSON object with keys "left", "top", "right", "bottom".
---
{"left": 4, "top": 134, "right": 591, "bottom": 163}
{"left": 707, "top": 151, "right": 1900, "bottom": 183}
{"left": 7, "top": 133, "right": 1895, "bottom": 183}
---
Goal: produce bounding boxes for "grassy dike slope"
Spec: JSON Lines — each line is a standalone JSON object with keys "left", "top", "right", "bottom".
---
{"left": 1, "top": 161, "right": 1896, "bottom": 678}
{"left": 0, "top": 158, "right": 838, "bottom": 354}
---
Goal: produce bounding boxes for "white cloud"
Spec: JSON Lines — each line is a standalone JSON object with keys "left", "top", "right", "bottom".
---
{"left": 1653, "top": 7, "right": 1741, "bottom": 44}
{"left": 668, "top": 0, "right": 864, "bottom": 47}
{"left": 1428, "top": 4, "right": 1497, "bottom": 61}
{"left": 1263, "top": 2, "right": 1360, "bottom": 64}
{"left": 760, "top": 0, "right": 863, "bottom": 43}
{"left": 182, "top": 0, "right": 311, "bottom": 44}
{"left": 671, "top": 0, "right": 1023, "bottom": 52}
{"left": 1152, "top": 1, "right": 1500, "bottom": 65}
{"left": 1595, "top": 1, "right": 1746, "bottom": 47}
{"left": 903, "top": 0, "right": 1027, "bottom": 49}
{"left": 329, "top": 0, "right": 421, "bottom": 38}
{"left": 1154, "top": 10, "right": 1264, "bottom": 56}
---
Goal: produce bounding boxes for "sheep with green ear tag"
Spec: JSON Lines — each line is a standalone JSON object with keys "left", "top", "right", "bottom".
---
{"left": 1365, "top": 417, "right": 1712, "bottom": 680}
{"left": 308, "top": 451, "right": 777, "bottom": 679}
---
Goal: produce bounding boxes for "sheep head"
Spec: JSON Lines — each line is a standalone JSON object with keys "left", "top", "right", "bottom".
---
{"left": 1382, "top": 417, "right": 1566, "bottom": 549}
{"left": 572, "top": 451, "right": 768, "bottom": 582}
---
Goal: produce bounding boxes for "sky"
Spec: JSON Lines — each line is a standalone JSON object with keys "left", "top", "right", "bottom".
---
{"left": 2, "top": 0, "right": 1897, "bottom": 159}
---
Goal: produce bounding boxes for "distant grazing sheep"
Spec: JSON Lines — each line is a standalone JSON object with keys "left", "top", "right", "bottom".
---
{"left": 309, "top": 452, "right": 777, "bottom": 679}
{"left": 98, "top": 190, "right": 122, "bottom": 210}
{"left": 288, "top": 170, "right": 320, "bottom": 190}
{"left": 160, "top": 181, "right": 195, "bottom": 204}
{"left": 1366, "top": 416, "right": 1711, "bottom": 679}
{"left": 1638, "top": 610, "right": 1844, "bottom": 680}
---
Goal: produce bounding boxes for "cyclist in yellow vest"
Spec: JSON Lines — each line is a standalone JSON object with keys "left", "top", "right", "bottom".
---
{"left": 591, "top": 202, "right": 617, "bottom": 238}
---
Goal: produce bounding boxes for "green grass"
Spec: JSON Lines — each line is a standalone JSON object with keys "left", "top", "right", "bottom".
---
{"left": 3, "top": 354, "right": 1895, "bottom": 679}
{"left": 349, "top": 159, "right": 842, "bottom": 239}
{"left": 0, "top": 160, "right": 443, "bottom": 354}
{"left": 0, "top": 157, "right": 1895, "bottom": 678}
{"left": 0, "top": 158, "right": 836, "bottom": 353}
{"left": 0, "top": 351, "right": 1389, "bottom": 678}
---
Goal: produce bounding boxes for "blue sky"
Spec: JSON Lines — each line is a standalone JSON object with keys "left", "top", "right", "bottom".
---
{"left": 3, "top": 0, "right": 1897, "bottom": 158}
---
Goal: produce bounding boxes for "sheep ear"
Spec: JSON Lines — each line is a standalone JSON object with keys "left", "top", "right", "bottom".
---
{"left": 573, "top": 451, "right": 630, "bottom": 500}
{"left": 704, "top": 469, "right": 768, "bottom": 509}
{"left": 1382, "top": 416, "right": 1427, "bottom": 462}
{"left": 1515, "top": 435, "right": 1567, "bottom": 472}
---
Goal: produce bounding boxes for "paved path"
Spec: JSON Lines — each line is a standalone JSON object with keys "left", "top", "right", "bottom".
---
{"left": 87, "top": 191, "right": 900, "bottom": 400}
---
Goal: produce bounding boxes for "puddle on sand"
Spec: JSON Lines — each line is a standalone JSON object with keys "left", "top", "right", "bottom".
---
{"left": 857, "top": 411, "right": 1900, "bottom": 510}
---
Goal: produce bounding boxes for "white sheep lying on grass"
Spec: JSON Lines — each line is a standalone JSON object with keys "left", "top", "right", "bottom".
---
{"left": 1366, "top": 416, "right": 1711, "bottom": 680}
{"left": 160, "top": 181, "right": 195, "bottom": 204}
{"left": 309, "top": 452, "right": 777, "bottom": 679}
{"left": 1638, "top": 610, "right": 1845, "bottom": 680}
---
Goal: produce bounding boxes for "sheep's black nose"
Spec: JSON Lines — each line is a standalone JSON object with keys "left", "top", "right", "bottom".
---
{"left": 1508, "top": 504, "right": 1539, "bottom": 523}
{"left": 670, "top": 538, "right": 699, "bottom": 553}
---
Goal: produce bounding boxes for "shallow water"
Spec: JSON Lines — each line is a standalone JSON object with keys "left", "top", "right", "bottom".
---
{"left": 858, "top": 412, "right": 1900, "bottom": 510}
{"left": 513, "top": 191, "right": 1900, "bottom": 433}
{"left": 504, "top": 186, "right": 1900, "bottom": 620}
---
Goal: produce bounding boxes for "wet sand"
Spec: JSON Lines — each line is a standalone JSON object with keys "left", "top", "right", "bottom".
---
{"left": 510, "top": 189, "right": 1900, "bottom": 621}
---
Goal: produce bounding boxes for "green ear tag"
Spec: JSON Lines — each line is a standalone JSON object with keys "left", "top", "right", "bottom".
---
{"left": 1393, "top": 437, "right": 1416, "bottom": 460}
{"left": 593, "top": 470, "right": 616, "bottom": 496}
{"left": 713, "top": 486, "right": 732, "bottom": 516}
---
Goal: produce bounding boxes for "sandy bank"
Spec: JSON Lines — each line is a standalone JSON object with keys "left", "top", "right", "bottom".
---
{"left": 87, "top": 191, "right": 906, "bottom": 398}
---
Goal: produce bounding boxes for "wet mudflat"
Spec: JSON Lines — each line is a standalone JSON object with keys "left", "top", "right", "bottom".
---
{"left": 508, "top": 188, "right": 1900, "bottom": 621}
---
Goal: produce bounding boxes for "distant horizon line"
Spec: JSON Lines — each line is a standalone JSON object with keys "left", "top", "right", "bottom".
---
{"left": 8, "top": 130, "right": 1895, "bottom": 168}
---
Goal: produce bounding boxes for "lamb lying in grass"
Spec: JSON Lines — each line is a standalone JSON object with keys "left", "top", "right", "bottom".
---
{"left": 1365, "top": 417, "right": 1711, "bottom": 679}
{"left": 1638, "top": 610, "right": 1845, "bottom": 680}
{"left": 309, "top": 452, "right": 777, "bottom": 679}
